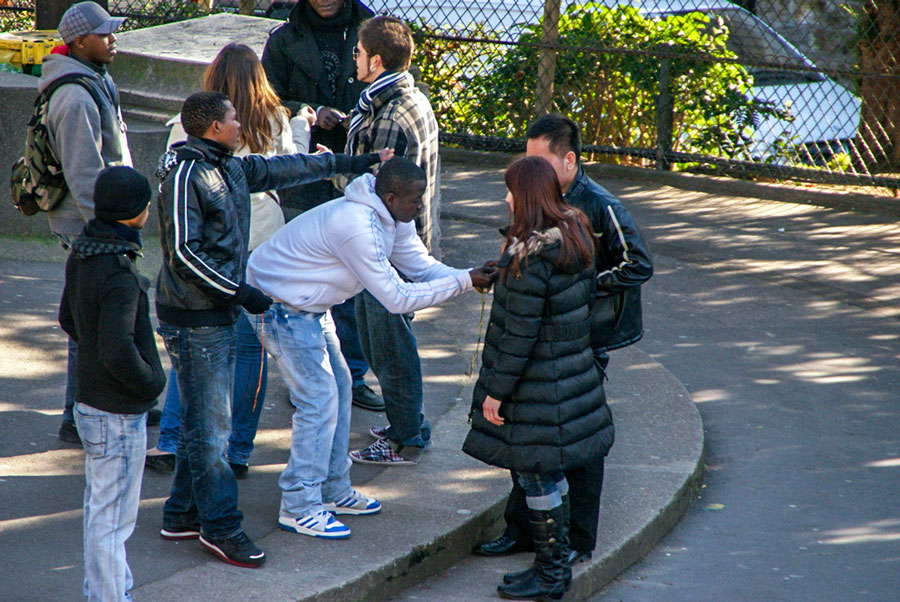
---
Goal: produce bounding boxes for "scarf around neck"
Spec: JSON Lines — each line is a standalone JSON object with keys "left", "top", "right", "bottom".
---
{"left": 346, "top": 70, "right": 407, "bottom": 155}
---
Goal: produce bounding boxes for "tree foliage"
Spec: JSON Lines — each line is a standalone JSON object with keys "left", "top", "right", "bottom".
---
{"left": 413, "top": 2, "right": 789, "bottom": 163}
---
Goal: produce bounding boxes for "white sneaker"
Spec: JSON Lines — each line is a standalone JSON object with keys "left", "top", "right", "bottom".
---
{"left": 324, "top": 489, "right": 382, "bottom": 515}
{"left": 278, "top": 511, "right": 350, "bottom": 539}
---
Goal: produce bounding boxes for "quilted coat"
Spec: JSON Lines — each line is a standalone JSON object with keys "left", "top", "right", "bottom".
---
{"left": 463, "top": 227, "right": 614, "bottom": 474}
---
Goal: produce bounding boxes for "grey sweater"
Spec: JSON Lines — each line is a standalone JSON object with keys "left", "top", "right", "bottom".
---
{"left": 38, "top": 54, "right": 132, "bottom": 237}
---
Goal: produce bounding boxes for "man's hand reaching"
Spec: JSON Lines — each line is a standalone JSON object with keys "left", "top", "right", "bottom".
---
{"left": 469, "top": 265, "right": 499, "bottom": 292}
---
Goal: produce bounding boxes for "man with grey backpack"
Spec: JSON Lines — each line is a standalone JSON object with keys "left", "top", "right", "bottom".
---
{"left": 36, "top": 2, "right": 138, "bottom": 444}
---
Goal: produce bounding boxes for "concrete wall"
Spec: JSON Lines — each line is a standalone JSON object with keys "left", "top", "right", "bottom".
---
{"left": 1, "top": 78, "right": 171, "bottom": 237}
{"left": 0, "top": 71, "right": 169, "bottom": 237}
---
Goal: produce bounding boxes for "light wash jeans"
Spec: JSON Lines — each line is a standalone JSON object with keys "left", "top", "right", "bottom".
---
{"left": 74, "top": 403, "right": 147, "bottom": 602}
{"left": 156, "top": 311, "right": 267, "bottom": 465}
{"left": 331, "top": 295, "right": 370, "bottom": 386}
{"left": 516, "top": 472, "right": 569, "bottom": 511}
{"left": 249, "top": 304, "right": 353, "bottom": 518}
{"left": 157, "top": 323, "right": 244, "bottom": 539}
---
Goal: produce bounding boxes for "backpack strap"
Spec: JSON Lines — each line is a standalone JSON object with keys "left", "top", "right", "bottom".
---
{"left": 40, "top": 73, "right": 107, "bottom": 114}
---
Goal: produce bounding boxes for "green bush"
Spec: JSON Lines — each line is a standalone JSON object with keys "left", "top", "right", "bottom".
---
{"left": 1, "top": 2, "right": 35, "bottom": 33}
{"left": 413, "top": 2, "right": 790, "bottom": 163}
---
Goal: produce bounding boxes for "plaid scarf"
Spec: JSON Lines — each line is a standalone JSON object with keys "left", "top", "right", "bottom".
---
{"left": 346, "top": 70, "right": 408, "bottom": 155}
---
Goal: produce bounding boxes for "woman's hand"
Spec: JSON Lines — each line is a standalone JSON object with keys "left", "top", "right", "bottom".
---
{"left": 482, "top": 395, "right": 504, "bottom": 426}
{"left": 298, "top": 105, "right": 317, "bottom": 128}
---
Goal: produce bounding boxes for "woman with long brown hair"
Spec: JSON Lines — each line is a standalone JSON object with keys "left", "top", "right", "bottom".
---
{"left": 147, "top": 43, "right": 317, "bottom": 478}
{"left": 463, "top": 156, "right": 614, "bottom": 601}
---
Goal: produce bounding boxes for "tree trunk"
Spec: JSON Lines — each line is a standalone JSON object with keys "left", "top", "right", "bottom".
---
{"left": 857, "top": 0, "right": 900, "bottom": 172}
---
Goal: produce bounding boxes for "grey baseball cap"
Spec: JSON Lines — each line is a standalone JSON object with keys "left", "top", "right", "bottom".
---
{"left": 58, "top": 2, "right": 126, "bottom": 44}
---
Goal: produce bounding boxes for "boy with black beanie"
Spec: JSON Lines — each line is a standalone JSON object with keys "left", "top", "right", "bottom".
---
{"left": 58, "top": 165, "right": 167, "bottom": 602}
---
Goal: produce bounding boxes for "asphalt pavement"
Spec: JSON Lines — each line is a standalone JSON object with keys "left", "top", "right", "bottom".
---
{"left": 3, "top": 152, "right": 895, "bottom": 601}
{"left": 588, "top": 177, "right": 900, "bottom": 600}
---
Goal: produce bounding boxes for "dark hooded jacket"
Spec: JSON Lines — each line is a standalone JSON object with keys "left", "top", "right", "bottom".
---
{"left": 59, "top": 219, "right": 166, "bottom": 414}
{"left": 154, "top": 135, "right": 378, "bottom": 327}
{"left": 261, "top": 0, "right": 373, "bottom": 152}
{"left": 463, "top": 227, "right": 614, "bottom": 474}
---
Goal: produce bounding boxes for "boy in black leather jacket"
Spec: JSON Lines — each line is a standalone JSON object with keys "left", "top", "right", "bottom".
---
{"left": 154, "top": 91, "right": 389, "bottom": 568}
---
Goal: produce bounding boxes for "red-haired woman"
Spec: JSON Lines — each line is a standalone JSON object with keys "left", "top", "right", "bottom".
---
{"left": 463, "top": 156, "right": 614, "bottom": 601}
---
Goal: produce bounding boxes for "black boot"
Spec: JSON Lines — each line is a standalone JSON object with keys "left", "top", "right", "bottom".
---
{"left": 503, "top": 494, "right": 572, "bottom": 586}
{"left": 497, "top": 502, "right": 571, "bottom": 601}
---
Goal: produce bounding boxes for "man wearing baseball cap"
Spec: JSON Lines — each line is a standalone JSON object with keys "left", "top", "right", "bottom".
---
{"left": 40, "top": 2, "right": 140, "bottom": 445}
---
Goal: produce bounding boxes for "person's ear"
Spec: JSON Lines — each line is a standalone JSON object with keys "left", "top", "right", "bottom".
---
{"left": 564, "top": 151, "right": 576, "bottom": 171}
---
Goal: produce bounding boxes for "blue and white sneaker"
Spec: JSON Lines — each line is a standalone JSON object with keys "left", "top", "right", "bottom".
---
{"left": 278, "top": 511, "right": 351, "bottom": 539}
{"left": 324, "top": 489, "right": 382, "bottom": 516}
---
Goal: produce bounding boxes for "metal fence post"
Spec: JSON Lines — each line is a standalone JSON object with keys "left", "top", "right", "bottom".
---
{"left": 656, "top": 57, "right": 674, "bottom": 171}
{"left": 36, "top": 0, "right": 91, "bottom": 30}
{"left": 534, "top": 0, "right": 561, "bottom": 119}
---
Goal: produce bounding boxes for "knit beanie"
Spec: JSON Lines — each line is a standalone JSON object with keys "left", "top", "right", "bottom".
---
{"left": 94, "top": 166, "right": 152, "bottom": 222}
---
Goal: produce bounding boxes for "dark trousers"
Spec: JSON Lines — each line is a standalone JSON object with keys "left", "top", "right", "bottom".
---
{"left": 503, "top": 461, "right": 604, "bottom": 554}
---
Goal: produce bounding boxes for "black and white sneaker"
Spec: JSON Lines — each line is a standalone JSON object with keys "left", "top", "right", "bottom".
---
{"left": 199, "top": 531, "right": 266, "bottom": 568}
{"left": 160, "top": 521, "right": 201, "bottom": 540}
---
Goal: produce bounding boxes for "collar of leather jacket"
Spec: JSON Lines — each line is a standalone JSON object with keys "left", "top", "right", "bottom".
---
{"left": 179, "top": 135, "right": 233, "bottom": 165}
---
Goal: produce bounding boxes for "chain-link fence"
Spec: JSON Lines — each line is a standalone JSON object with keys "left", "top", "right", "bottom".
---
{"left": 4, "top": 1, "right": 899, "bottom": 189}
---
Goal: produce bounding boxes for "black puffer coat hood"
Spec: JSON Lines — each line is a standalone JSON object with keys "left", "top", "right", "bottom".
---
{"left": 463, "top": 228, "right": 614, "bottom": 474}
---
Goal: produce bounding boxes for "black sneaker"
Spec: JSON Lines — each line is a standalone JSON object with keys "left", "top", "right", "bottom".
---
{"left": 199, "top": 532, "right": 266, "bottom": 568}
{"left": 351, "top": 384, "right": 385, "bottom": 412}
{"left": 146, "top": 408, "right": 162, "bottom": 426}
{"left": 145, "top": 453, "right": 176, "bottom": 473}
{"left": 160, "top": 521, "right": 201, "bottom": 540}
{"left": 58, "top": 421, "right": 81, "bottom": 444}
{"left": 229, "top": 462, "right": 249, "bottom": 480}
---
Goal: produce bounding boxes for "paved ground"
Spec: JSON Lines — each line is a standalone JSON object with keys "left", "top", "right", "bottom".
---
{"left": 587, "top": 181, "right": 900, "bottom": 600}
{"left": 4, "top": 153, "right": 894, "bottom": 601}
{"left": 0, "top": 158, "right": 703, "bottom": 602}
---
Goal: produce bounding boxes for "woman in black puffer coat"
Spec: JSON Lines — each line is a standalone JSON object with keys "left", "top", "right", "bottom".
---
{"left": 463, "top": 156, "right": 613, "bottom": 601}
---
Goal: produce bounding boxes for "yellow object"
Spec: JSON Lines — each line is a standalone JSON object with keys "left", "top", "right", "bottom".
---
{"left": 0, "top": 30, "right": 63, "bottom": 68}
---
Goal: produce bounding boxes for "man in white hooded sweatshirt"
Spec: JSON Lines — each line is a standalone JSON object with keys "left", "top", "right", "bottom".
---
{"left": 246, "top": 157, "right": 496, "bottom": 539}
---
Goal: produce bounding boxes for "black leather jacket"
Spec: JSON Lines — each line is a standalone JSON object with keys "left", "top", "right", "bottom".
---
{"left": 155, "top": 136, "right": 370, "bottom": 327}
{"left": 565, "top": 166, "right": 653, "bottom": 352}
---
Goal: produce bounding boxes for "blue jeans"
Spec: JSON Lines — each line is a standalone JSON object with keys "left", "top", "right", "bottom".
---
{"left": 250, "top": 304, "right": 352, "bottom": 518}
{"left": 157, "top": 322, "right": 243, "bottom": 539}
{"left": 331, "top": 295, "right": 369, "bottom": 386}
{"left": 355, "top": 289, "right": 430, "bottom": 447}
{"left": 74, "top": 403, "right": 146, "bottom": 602}
{"left": 58, "top": 232, "right": 78, "bottom": 424}
{"left": 516, "top": 472, "right": 568, "bottom": 511}
{"left": 156, "top": 312, "right": 267, "bottom": 465}
{"left": 63, "top": 336, "right": 77, "bottom": 423}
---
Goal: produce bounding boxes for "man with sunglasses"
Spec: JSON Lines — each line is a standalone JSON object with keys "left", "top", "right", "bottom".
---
{"left": 336, "top": 16, "right": 443, "bottom": 466}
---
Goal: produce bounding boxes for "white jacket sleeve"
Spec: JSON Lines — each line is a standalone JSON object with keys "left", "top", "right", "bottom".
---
{"left": 334, "top": 220, "right": 472, "bottom": 315}
{"left": 388, "top": 221, "right": 469, "bottom": 282}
